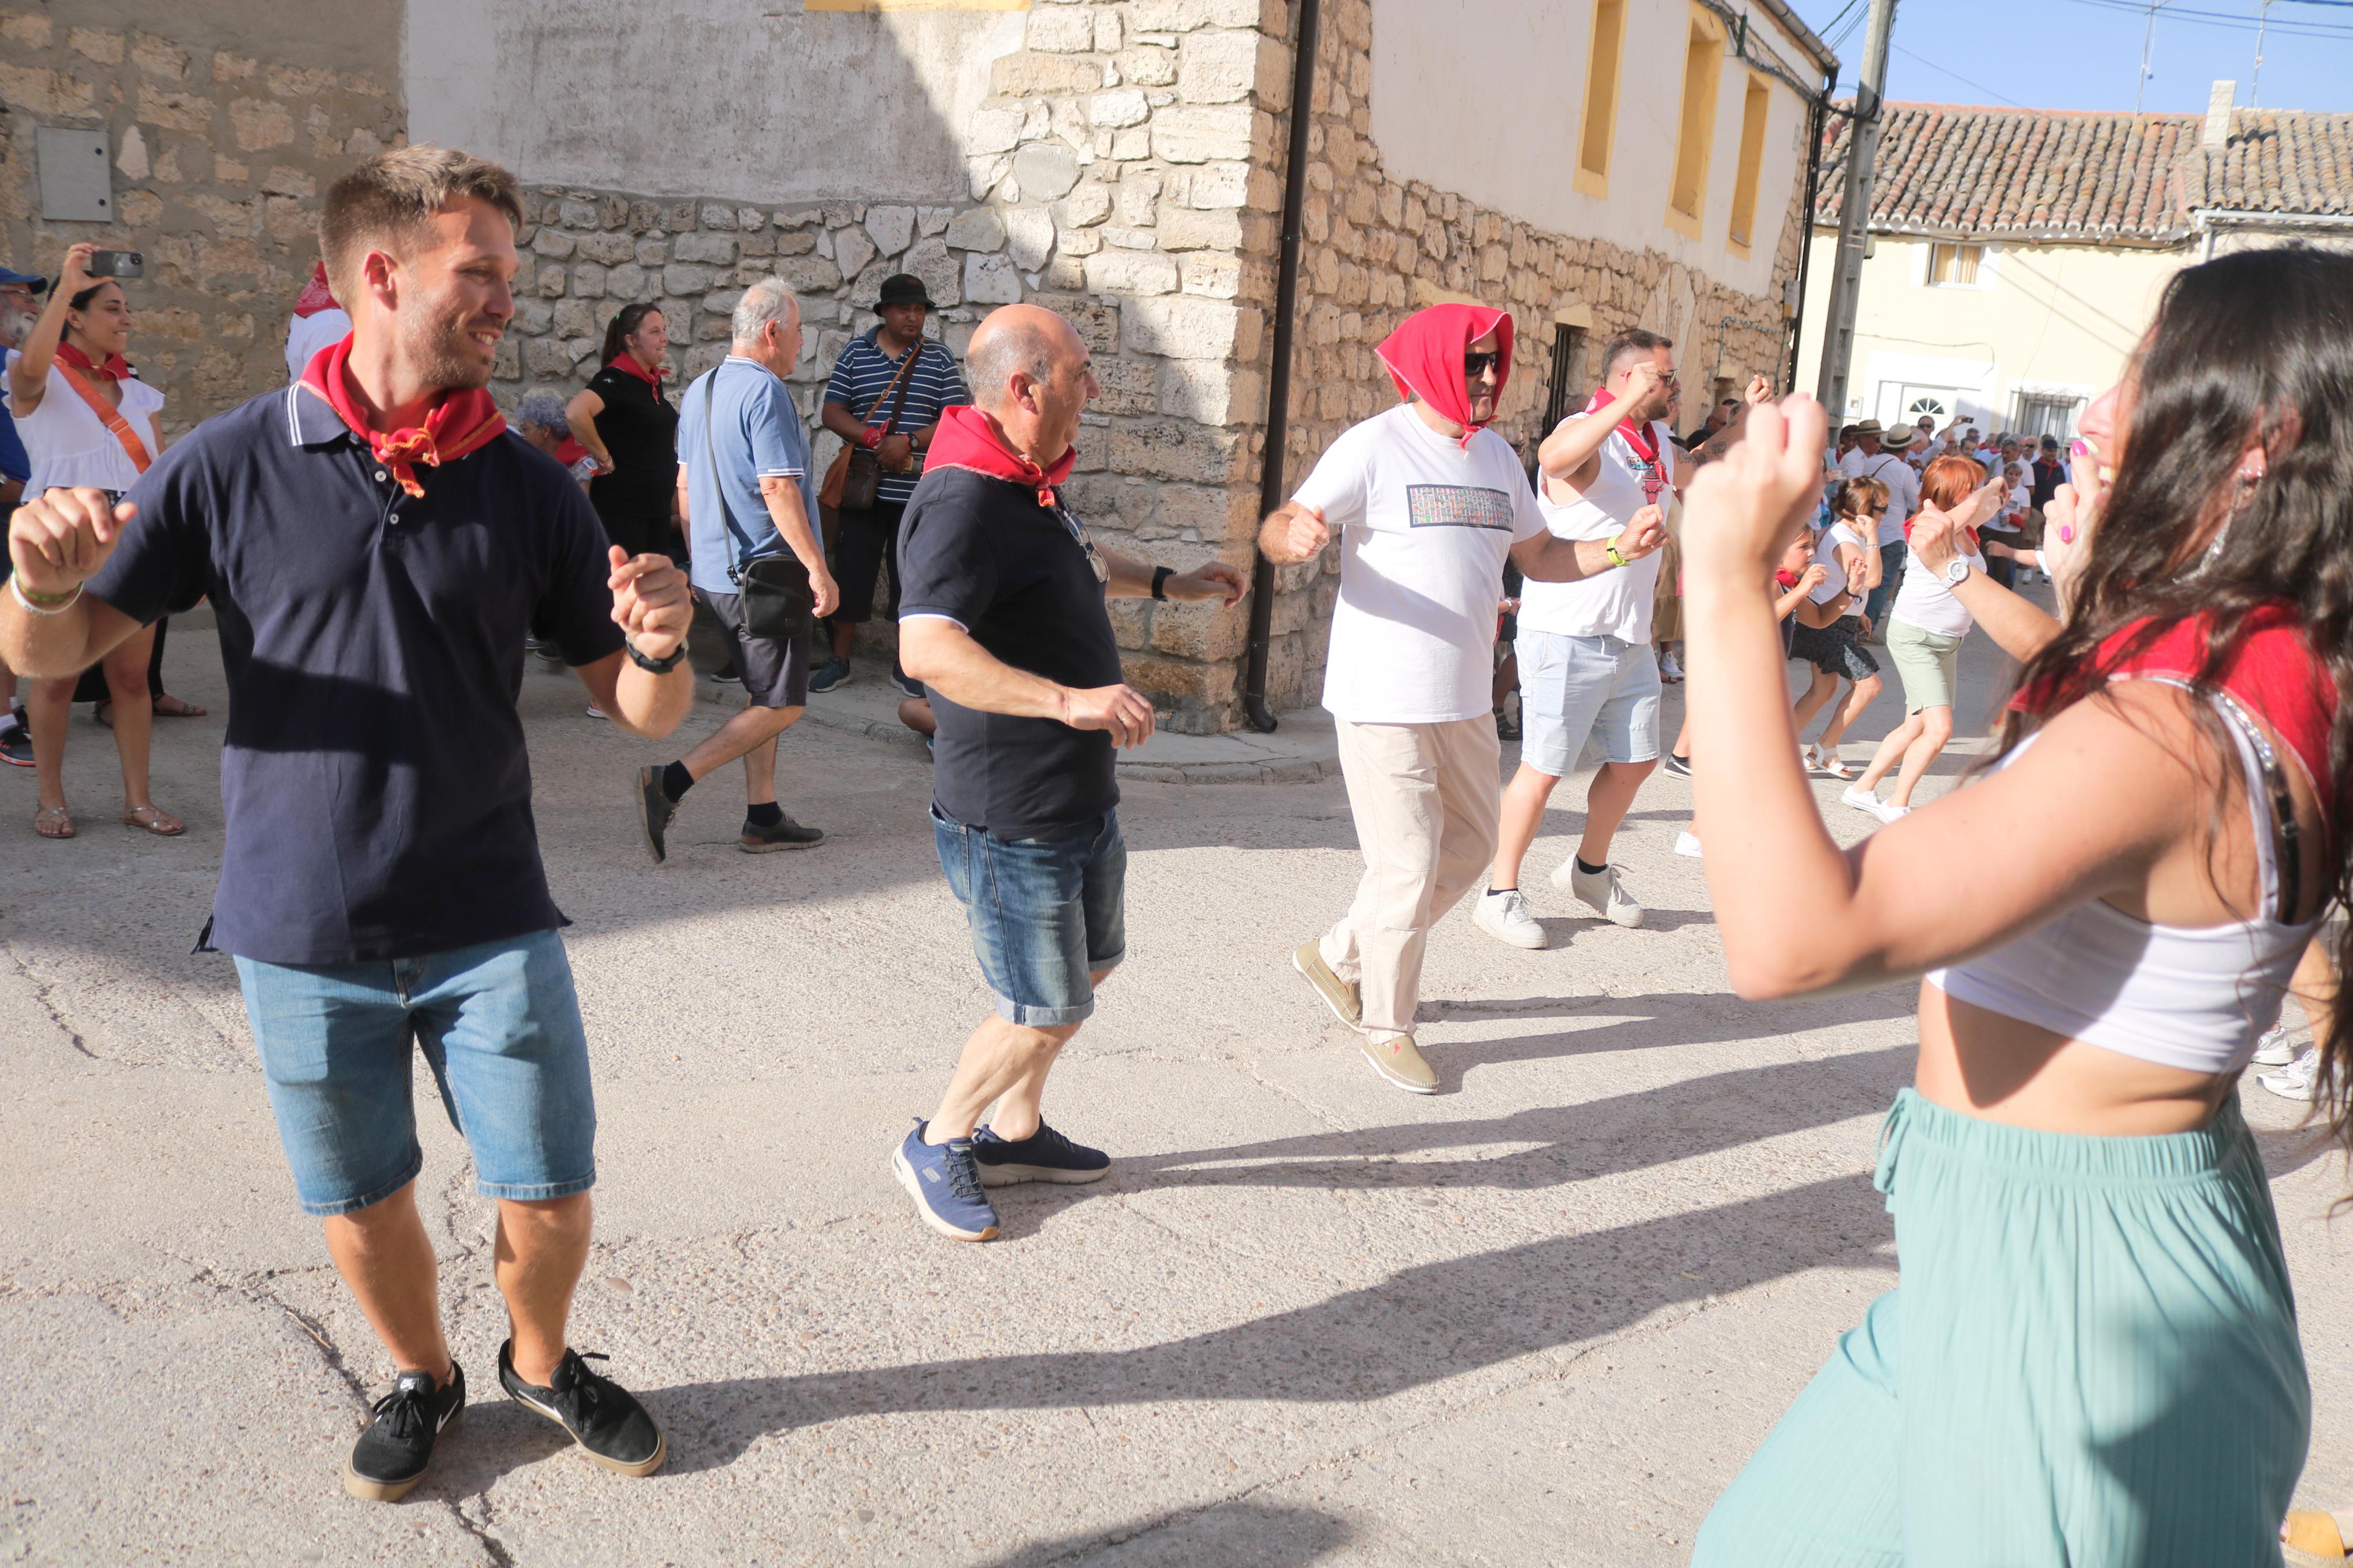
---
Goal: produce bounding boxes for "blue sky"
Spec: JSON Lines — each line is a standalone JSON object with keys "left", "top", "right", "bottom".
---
{"left": 1783, "top": 0, "right": 2353, "bottom": 113}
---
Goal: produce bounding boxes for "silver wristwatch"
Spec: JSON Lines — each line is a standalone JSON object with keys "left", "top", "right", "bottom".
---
{"left": 1943, "top": 556, "right": 1972, "bottom": 586}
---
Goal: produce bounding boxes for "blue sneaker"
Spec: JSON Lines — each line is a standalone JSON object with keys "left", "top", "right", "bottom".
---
{"left": 892, "top": 1120, "right": 999, "bottom": 1241}
{"left": 971, "top": 1121, "right": 1112, "bottom": 1187}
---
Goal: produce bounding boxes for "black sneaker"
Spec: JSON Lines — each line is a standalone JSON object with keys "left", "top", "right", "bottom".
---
{"left": 711, "top": 662, "right": 742, "bottom": 685}
{"left": 498, "top": 1341, "right": 665, "bottom": 1477}
{"left": 343, "top": 1360, "right": 465, "bottom": 1502}
{"left": 971, "top": 1120, "right": 1112, "bottom": 1187}
{"left": 739, "top": 813, "right": 824, "bottom": 854}
{"left": 808, "top": 656, "right": 850, "bottom": 694}
{"left": 0, "top": 726, "right": 30, "bottom": 768}
{"left": 890, "top": 669, "right": 924, "bottom": 699}
{"left": 634, "top": 765, "right": 677, "bottom": 865}
{"left": 1660, "top": 751, "right": 1692, "bottom": 780}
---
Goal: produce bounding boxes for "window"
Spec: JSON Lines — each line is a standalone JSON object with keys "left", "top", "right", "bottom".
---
{"left": 1928, "top": 242, "right": 1983, "bottom": 286}
{"left": 2013, "top": 393, "right": 2082, "bottom": 441}
{"left": 1577, "top": 0, "right": 1627, "bottom": 198}
{"left": 1543, "top": 324, "right": 1588, "bottom": 433}
{"left": 1667, "top": 10, "right": 1724, "bottom": 239}
{"left": 1726, "top": 75, "right": 1770, "bottom": 255}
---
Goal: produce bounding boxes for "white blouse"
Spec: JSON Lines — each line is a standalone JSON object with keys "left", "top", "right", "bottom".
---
{"left": 2, "top": 351, "right": 165, "bottom": 496}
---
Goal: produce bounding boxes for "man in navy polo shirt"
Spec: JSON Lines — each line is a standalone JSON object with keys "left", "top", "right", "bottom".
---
{"left": 889, "top": 303, "right": 1244, "bottom": 1242}
{"left": 2, "top": 146, "right": 693, "bottom": 1501}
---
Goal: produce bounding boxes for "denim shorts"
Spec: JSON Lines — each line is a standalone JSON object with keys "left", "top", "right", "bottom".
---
{"left": 235, "top": 930, "right": 597, "bottom": 1217}
{"left": 932, "top": 805, "right": 1127, "bottom": 1027}
{"left": 1515, "top": 628, "right": 1663, "bottom": 776}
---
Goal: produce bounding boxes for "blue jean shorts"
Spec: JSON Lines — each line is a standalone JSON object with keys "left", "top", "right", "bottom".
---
{"left": 235, "top": 930, "right": 597, "bottom": 1217}
{"left": 932, "top": 806, "right": 1127, "bottom": 1027}
{"left": 1515, "top": 629, "right": 1663, "bottom": 776}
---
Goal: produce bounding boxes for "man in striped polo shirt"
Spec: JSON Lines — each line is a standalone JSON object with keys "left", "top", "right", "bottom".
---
{"left": 817, "top": 273, "right": 970, "bottom": 695}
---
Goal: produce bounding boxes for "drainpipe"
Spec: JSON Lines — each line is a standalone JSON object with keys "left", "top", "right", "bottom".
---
{"left": 1240, "top": 0, "right": 1322, "bottom": 734}
{"left": 1784, "top": 81, "right": 1832, "bottom": 392}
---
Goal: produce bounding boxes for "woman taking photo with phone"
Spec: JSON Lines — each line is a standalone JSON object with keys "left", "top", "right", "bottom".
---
{"left": 3, "top": 242, "right": 184, "bottom": 839}
{"left": 566, "top": 303, "right": 679, "bottom": 561}
{"left": 1683, "top": 244, "right": 2348, "bottom": 1565}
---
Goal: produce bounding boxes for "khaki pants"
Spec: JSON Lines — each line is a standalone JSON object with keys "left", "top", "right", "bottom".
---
{"left": 1319, "top": 716, "right": 1502, "bottom": 1040}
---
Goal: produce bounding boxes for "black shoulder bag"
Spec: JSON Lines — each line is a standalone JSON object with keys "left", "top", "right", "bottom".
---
{"left": 702, "top": 371, "right": 816, "bottom": 642}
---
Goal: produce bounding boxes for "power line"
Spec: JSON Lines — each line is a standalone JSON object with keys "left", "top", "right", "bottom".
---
{"left": 2056, "top": 0, "right": 2353, "bottom": 35}
{"left": 1891, "top": 42, "right": 2029, "bottom": 106}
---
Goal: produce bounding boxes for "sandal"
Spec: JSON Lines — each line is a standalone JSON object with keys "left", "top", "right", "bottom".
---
{"left": 2284, "top": 1511, "right": 2348, "bottom": 1559}
{"left": 34, "top": 805, "right": 76, "bottom": 839}
{"left": 1808, "top": 746, "right": 1855, "bottom": 780}
{"left": 152, "top": 694, "right": 207, "bottom": 718}
{"left": 122, "top": 805, "right": 186, "bottom": 837}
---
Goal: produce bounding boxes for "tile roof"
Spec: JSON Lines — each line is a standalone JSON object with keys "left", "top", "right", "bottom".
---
{"left": 1815, "top": 102, "right": 2353, "bottom": 246}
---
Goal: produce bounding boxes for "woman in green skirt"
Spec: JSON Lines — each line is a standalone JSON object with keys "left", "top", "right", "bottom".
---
{"left": 1680, "top": 246, "right": 2352, "bottom": 1566}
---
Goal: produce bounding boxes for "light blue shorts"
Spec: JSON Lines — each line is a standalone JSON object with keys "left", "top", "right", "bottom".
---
{"left": 1514, "top": 630, "right": 1662, "bottom": 776}
{"left": 236, "top": 930, "right": 597, "bottom": 1216}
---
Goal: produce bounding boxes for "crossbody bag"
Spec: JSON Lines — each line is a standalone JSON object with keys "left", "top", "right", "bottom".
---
{"left": 819, "top": 340, "right": 921, "bottom": 512}
{"left": 702, "top": 372, "right": 815, "bottom": 642}
{"left": 54, "top": 365, "right": 154, "bottom": 475}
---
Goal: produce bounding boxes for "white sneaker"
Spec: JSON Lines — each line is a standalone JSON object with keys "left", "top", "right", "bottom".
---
{"left": 2257, "top": 1048, "right": 2320, "bottom": 1102}
{"left": 1673, "top": 830, "right": 1703, "bottom": 859}
{"left": 2251, "top": 1023, "right": 2299, "bottom": 1067}
{"left": 1557, "top": 858, "right": 1644, "bottom": 927}
{"left": 1841, "top": 784, "right": 1891, "bottom": 820}
{"left": 1659, "top": 649, "right": 1684, "bottom": 681}
{"left": 585, "top": 703, "right": 608, "bottom": 720}
{"left": 1472, "top": 887, "right": 1548, "bottom": 950}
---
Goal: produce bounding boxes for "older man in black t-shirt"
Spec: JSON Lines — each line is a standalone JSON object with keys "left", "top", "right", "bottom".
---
{"left": 889, "top": 303, "right": 1244, "bottom": 1243}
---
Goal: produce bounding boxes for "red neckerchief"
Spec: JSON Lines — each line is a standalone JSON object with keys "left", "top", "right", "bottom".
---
{"left": 927, "top": 404, "right": 1076, "bottom": 508}
{"left": 297, "top": 335, "right": 506, "bottom": 499}
{"left": 55, "top": 341, "right": 134, "bottom": 381}
{"left": 553, "top": 436, "right": 588, "bottom": 466}
{"left": 1587, "top": 386, "right": 1667, "bottom": 502}
{"left": 2011, "top": 603, "right": 2338, "bottom": 802}
{"left": 293, "top": 261, "right": 338, "bottom": 319}
{"left": 1774, "top": 568, "right": 1801, "bottom": 589}
{"left": 606, "top": 353, "right": 664, "bottom": 393}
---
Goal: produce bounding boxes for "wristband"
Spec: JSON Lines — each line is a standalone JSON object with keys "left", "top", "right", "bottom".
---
{"left": 861, "top": 428, "right": 882, "bottom": 449}
{"left": 623, "top": 635, "right": 686, "bottom": 675}
{"left": 10, "top": 578, "right": 82, "bottom": 616}
{"left": 1604, "top": 542, "right": 1630, "bottom": 570}
{"left": 1151, "top": 565, "right": 1173, "bottom": 600}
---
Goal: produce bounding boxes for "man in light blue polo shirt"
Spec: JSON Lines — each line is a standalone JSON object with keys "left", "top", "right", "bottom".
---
{"left": 632, "top": 277, "right": 840, "bottom": 862}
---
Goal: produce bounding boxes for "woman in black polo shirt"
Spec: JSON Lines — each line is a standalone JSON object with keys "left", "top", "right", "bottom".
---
{"left": 566, "top": 304, "right": 679, "bottom": 559}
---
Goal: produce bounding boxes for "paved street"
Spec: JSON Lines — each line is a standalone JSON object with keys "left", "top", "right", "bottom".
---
{"left": 4, "top": 611, "right": 2349, "bottom": 1567}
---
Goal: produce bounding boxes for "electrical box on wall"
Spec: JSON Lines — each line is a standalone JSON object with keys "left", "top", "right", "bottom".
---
{"left": 36, "top": 129, "right": 114, "bottom": 223}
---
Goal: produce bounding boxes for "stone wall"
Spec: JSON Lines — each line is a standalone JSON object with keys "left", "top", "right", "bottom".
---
{"left": 1248, "top": 0, "right": 1813, "bottom": 711}
{"left": 0, "top": 5, "right": 403, "bottom": 435}
{"left": 493, "top": 0, "right": 1290, "bottom": 734}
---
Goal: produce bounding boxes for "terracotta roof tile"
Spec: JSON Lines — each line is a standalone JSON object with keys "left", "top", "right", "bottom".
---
{"left": 1816, "top": 102, "right": 2353, "bottom": 243}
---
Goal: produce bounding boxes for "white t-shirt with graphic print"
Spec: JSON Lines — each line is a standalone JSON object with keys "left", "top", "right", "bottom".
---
{"left": 1293, "top": 403, "right": 1545, "bottom": 725}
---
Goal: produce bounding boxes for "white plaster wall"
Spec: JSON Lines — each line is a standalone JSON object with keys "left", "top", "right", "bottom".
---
{"left": 1367, "top": 0, "right": 1809, "bottom": 301}
{"left": 405, "top": 1, "right": 1027, "bottom": 202}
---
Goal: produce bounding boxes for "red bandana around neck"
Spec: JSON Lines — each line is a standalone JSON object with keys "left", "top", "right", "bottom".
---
{"left": 1374, "top": 303, "right": 1514, "bottom": 450}
{"left": 927, "top": 404, "right": 1076, "bottom": 508}
{"left": 55, "top": 341, "right": 134, "bottom": 382}
{"left": 293, "top": 261, "right": 339, "bottom": 319}
{"left": 607, "top": 353, "right": 664, "bottom": 392}
{"left": 297, "top": 335, "right": 506, "bottom": 499}
{"left": 1585, "top": 385, "right": 1669, "bottom": 502}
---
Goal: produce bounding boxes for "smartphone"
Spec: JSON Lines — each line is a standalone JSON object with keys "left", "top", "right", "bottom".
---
{"left": 87, "top": 250, "right": 143, "bottom": 279}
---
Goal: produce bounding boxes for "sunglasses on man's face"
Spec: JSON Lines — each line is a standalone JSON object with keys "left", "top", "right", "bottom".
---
{"left": 1463, "top": 351, "right": 1503, "bottom": 379}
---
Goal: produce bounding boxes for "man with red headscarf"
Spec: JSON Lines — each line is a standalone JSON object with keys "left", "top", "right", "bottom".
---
{"left": 1475, "top": 328, "right": 1680, "bottom": 950}
{"left": 1260, "top": 303, "right": 1666, "bottom": 1093}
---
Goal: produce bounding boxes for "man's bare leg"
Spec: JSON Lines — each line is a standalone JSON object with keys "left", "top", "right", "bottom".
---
{"left": 495, "top": 1193, "right": 592, "bottom": 1386}
{"left": 321, "top": 1182, "right": 453, "bottom": 1382}
{"left": 1577, "top": 758, "right": 1656, "bottom": 865}
{"left": 1489, "top": 763, "right": 1562, "bottom": 890}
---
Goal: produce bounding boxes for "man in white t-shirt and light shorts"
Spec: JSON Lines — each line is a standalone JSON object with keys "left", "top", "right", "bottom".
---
{"left": 1258, "top": 304, "right": 1667, "bottom": 1094}
{"left": 1474, "top": 329, "right": 1678, "bottom": 950}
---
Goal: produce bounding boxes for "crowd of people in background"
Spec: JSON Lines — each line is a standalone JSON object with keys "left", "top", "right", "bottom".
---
{"left": 5, "top": 143, "right": 2351, "bottom": 1562}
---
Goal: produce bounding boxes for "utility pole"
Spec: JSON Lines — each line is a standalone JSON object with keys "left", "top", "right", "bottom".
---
{"left": 1813, "top": 0, "right": 1897, "bottom": 424}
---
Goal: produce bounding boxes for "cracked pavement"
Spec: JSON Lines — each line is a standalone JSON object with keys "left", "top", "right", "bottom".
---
{"left": 4, "top": 621, "right": 2351, "bottom": 1566}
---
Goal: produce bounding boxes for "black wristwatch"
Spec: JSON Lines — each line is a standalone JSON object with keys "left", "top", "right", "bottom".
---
{"left": 1151, "top": 565, "right": 1174, "bottom": 601}
{"left": 624, "top": 636, "right": 685, "bottom": 675}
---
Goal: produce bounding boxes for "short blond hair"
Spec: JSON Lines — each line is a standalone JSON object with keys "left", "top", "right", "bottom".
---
{"left": 320, "top": 145, "right": 522, "bottom": 304}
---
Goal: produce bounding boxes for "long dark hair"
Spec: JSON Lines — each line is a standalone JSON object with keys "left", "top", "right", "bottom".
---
{"left": 1997, "top": 246, "right": 2353, "bottom": 1152}
{"left": 600, "top": 302, "right": 660, "bottom": 367}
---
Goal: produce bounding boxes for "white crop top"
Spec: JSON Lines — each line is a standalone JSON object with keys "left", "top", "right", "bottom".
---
{"left": 1928, "top": 689, "right": 2323, "bottom": 1075}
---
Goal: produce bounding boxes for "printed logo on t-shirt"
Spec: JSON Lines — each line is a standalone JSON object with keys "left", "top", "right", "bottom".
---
{"left": 1406, "top": 485, "right": 1515, "bottom": 531}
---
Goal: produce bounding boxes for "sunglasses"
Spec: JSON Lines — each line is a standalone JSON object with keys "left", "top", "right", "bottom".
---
{"left": 1463, "top": 351, "right": 1503, "bottom": 378}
